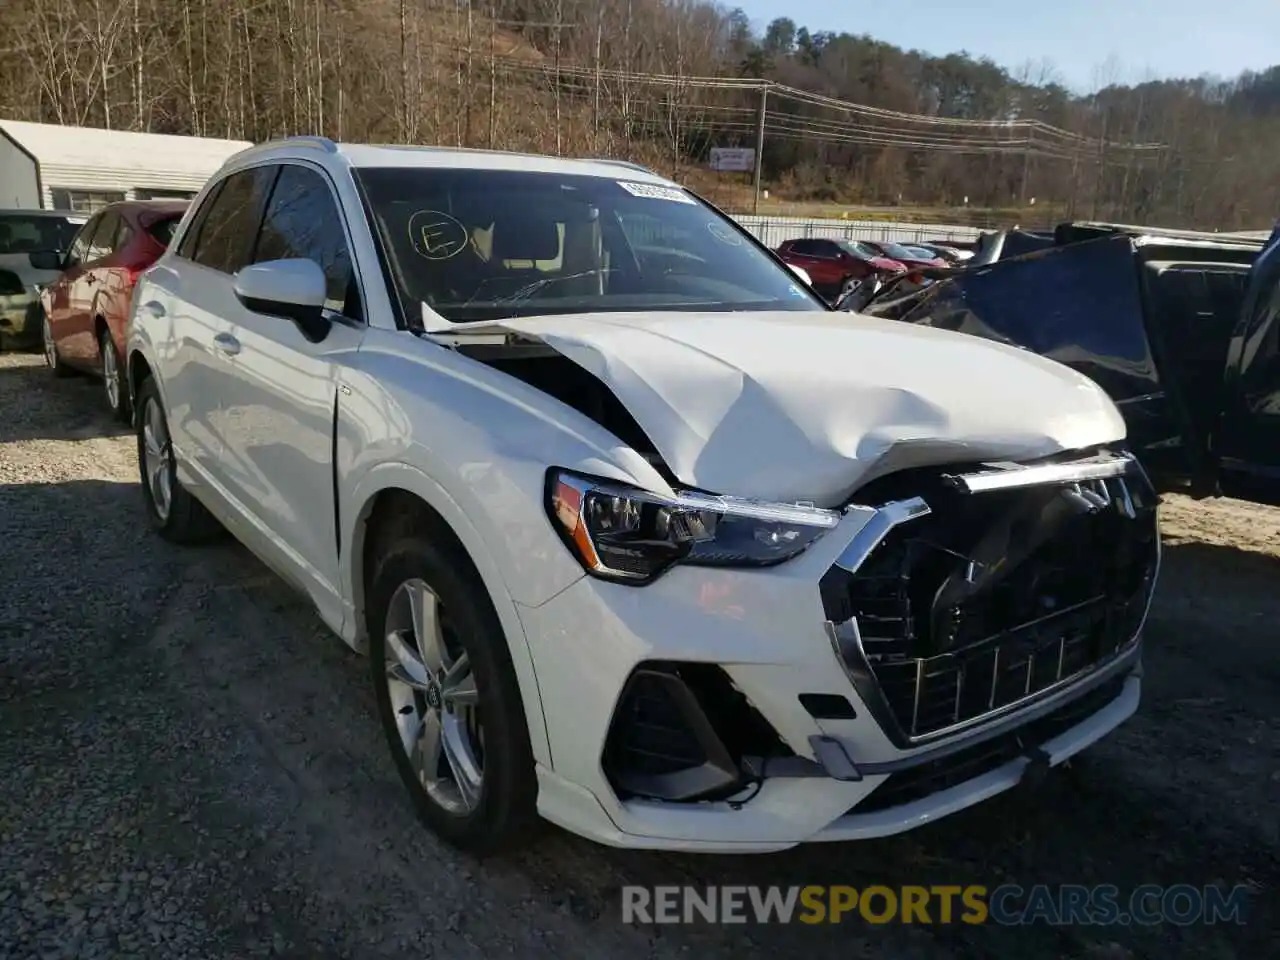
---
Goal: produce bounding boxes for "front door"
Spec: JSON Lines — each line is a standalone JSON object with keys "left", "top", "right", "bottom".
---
{"left": 206, "top": 161, "right": 366, "bottom": 621}
{"left": 44, "top": 213, "right": 99, "bottom": 358}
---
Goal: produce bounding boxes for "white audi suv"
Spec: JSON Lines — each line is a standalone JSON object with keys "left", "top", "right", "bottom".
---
{"left": 125, "top": 137, "right": 1159, "bottom": 853}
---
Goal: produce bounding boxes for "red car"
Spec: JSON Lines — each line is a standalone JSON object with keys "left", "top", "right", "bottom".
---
{"left": 861, "top": 239, "right": 948, "bottom": 270}
{"left": 37, "top": 200, "right": 188, "bottom": 421}
{"left": 775, "top": 237, "right": 906, "bottom": 299}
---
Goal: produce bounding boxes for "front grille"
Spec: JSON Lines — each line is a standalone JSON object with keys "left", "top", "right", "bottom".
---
{"left": 853, "top": 674, "right": 1129, "bottom": 814}
{"left": 822, "top": 460, "right": 1158, "bottom": 744}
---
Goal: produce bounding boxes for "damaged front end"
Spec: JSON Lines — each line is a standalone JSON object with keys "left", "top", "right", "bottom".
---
{"left": 428, "top": 309, "right": 1156, "bottom": 817}
{"left": 575, "top": 449, "right": 1159, "bottom": 810}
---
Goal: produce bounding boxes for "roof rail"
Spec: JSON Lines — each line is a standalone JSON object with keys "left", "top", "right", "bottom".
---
{"left": 283, "top": 135, "right": 339, "bottom": 153}
{"left": 585, "top": 157, "right": 660, "bottom": 176}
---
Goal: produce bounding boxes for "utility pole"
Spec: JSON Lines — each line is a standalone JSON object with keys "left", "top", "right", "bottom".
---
{"left": 753, "top": 86, "right": 768, "bottom": 215}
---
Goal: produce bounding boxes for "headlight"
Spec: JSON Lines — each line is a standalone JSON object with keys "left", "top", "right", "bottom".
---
{"left": 547, "top": 470, "right": 841, "bottom": 583}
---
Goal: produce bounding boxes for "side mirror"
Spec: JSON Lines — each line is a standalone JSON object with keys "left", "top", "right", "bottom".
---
{"left": 234, "top": 259, "right": 330, "bottom": 341}
{"left": 28, "top": 250, "right": 64, "bottom": 271}
{"left": 787, "top": 264, "right": 812, "bottom": 286}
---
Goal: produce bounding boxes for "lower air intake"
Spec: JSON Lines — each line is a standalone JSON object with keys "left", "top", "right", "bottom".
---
{"left": 602, "top": 662, "right": 791, "bottom": 802}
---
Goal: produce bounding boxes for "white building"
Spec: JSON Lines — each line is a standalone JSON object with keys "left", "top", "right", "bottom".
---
{"left": 0, "top": 119, "right": 251, "bottom": 213}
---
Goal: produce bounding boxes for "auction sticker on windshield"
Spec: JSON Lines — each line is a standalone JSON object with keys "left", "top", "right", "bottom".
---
{"left": 617, "top": 181, "right": 696, "bottom": 204}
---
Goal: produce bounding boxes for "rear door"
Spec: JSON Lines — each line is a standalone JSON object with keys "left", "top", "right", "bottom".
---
{"left": 207, "top": 160, "right": 366, "bottom": 619}
{"left": 63, "top": 211, "right": 122, "bottom": 364}
{"left": 145, "top": 167, "right": 276, "bottom": 487}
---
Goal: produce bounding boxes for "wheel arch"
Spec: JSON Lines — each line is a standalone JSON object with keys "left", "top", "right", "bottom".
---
{"left": 126, "top": 348, "right": 153, "bottom": 411}
{"left": 345, "top": 463, "right": 553, "bottom": 769}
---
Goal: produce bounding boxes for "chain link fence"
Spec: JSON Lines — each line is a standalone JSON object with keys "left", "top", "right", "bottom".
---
{"left": 729, "top": 214, "right": 986, "bottom": 250}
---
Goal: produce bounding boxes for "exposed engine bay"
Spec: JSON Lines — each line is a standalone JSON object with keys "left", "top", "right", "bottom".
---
{"left": 456, "top": 338, "right": 673, "bottom": 478}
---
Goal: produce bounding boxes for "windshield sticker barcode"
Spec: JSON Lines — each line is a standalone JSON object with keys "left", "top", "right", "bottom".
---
{"left": 617, "top": 181, "right": 696, "bottom": 204}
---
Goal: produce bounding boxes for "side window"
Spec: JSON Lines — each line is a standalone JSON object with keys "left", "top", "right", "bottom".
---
{"left": 86, "top": 211, "right": 120, "bottom": 263}
{"left": 114, "top": 216, "right": 134, "bottom": 251}
{"left": 176, "top": 181, "right": 224, "bottom": 260}
{"left": 252, "top": 165, "right": 356, "bottom": 316}
{"left": 191, "top": 167, "right": 277, "bottom": 275}
{"left": 790, "top": 240, "right": 819, "bottom": 256}
{"left": 810, "top": 241, "right": 839, "bottom": 259}
{"left": 65, "top": 215, "right": 100, "bottom": 267}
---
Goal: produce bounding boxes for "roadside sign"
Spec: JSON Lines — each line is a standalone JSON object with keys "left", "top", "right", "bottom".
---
{"left": 709, "top": 147, "right": 755, "bottom": 172}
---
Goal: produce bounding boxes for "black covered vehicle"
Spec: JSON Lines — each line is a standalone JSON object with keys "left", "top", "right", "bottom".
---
{"left": 852, "top": 220, "right": 1280, "bottom": 505}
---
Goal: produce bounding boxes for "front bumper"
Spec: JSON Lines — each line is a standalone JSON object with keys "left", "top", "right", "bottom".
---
{"left": 518, "top": 461, "right": 1156, "bottom": 851}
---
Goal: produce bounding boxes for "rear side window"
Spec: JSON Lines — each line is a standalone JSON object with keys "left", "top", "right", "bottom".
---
{"left": 176, "top": 182, "right": 223, "bottom": 260}
{"left": 190, "top": 167, "right": 277, "bottom": 274}
{"left": 252, "top": 164, "right": 356, "bottom": 316}
{"left": 86, "top": 211, "right": 120, "bottom": 262}
{"left": 114, "top": 218, "right": 134, "bottom": 250}
{"left": 66, "top": 215, "right": 100, "bottom": 267}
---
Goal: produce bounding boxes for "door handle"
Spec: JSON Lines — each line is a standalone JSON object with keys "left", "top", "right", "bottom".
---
{"left": 213, "top": 332, "right": 241, "bottom": 356}
{"left": 142, "top": 301, "right": 166, "bottom": 318}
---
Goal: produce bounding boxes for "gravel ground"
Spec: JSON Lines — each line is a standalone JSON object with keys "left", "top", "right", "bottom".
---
{"left": 0, "top": 350, "right": 1276, "bottom": 959}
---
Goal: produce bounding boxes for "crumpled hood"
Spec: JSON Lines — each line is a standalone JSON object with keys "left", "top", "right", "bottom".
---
{"left": 429, "top": 309, "right": 1127, "bottom": 505}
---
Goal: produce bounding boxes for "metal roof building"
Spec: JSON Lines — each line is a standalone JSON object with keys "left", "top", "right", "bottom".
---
{"left": 0, "top": 119, "right": 250, "bottom": 212}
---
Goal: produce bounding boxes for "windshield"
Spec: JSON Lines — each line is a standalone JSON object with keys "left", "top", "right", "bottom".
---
{"left": 354, "top": 168, "right": 826, "bottom": 323}
{"left": 836, "top": 240, "right": 878, "bottom": 259}
{"left": 875, "top": 241, "right": 928, "bottom": 261}
{"left": 0, "top": 214, "right": 84, "bottom": 255}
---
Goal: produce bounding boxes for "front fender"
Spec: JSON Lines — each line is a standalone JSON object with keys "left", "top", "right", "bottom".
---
{"left": 343, "top": 459, "right": 554, "bottom": 769}
{"left": 125, "top": 321, "right": 165, "bottom": 414}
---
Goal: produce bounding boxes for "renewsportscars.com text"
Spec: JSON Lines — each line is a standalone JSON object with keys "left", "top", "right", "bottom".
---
{"left": 621, "top": 884, "right": 1252, "bottom": 926}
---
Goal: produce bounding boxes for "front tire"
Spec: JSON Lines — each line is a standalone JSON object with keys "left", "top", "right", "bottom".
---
{"left": 369, "top": 531, "right": 538, "bottom": 854}
{"left": 99, "top": 328, "right": 130, "bottom": 424}
{"left": 134, "top": 377, "right": 221, "bottom": 543}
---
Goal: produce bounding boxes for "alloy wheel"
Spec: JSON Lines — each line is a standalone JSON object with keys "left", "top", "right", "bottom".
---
{"left": 383, "top": 579, "right": 484, "bottom": 815}
{"left": 102, "top": 337, "right": 120, "bottom": 411}
{"left": 141, "top": 397, "right": 174, "bottom": 521}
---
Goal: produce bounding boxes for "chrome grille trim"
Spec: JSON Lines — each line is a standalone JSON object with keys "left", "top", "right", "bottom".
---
{"left": 941, "top": 451, "right": 1136, "bottom": 494}
{"left": 822, "top": 452, "right": 1161, "bottom": 749}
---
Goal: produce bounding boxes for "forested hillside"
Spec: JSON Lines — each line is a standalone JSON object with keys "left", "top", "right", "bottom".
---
{"left": 1, "top": 0, "right": 1276, "bottom": 228}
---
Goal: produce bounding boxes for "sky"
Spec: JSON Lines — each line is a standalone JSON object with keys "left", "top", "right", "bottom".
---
{"left": 730, "top": 0, "right": 1280, "bottom": 92}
